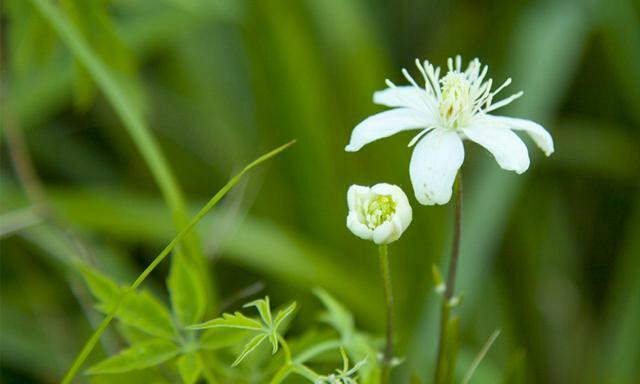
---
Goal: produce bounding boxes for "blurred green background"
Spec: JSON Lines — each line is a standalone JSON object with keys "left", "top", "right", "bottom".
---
{"left": 1, "top": 0, "right": 639, "bottom": 382}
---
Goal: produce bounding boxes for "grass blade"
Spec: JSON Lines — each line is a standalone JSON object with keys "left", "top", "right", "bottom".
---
{"left": 28, "top": 0, "right": 203, "bottom": 269}
{"left": 461, "top": 330, "right": 501, "bottom": 384}
{"left": 60, "top": 140, "right": 295, "bottom": 383}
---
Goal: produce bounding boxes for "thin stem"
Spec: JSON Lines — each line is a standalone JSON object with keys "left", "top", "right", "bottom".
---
{"left": 461, "top": 330, "right": 501, "bottom": 384}
{"left": 434, "top": 172, "right": 463, "bottom": 384}
{"left": 445, "top": 173, "right": 463, "bottom": 300}
{"left": 378, "top": 244, "right": 394, "bottom": 384}
{"left": 278, "top": 334, "right": 293, "bottom": 364}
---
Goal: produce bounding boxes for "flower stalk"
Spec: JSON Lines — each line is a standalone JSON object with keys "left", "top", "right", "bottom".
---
{"left": 378, "top": 244, "right": 395, "bottom": 384}
{"left": 434, "top": 172, "right": 463, "bottom": 384}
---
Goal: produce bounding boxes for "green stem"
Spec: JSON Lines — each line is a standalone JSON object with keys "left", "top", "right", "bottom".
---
{"left": 60, "top": 140, "right": 295, "bottom": 384}
{"left": 270, "top": 335, "right": 295, "bottom": 384}
{"left": 378, "top": 244, "right": 394, "bottom": 384}
{"left": 278, "top": 334, "right": 293, "bottom": 364}
{"left": 434, "top": 172, "right": 463, "bottom": 384}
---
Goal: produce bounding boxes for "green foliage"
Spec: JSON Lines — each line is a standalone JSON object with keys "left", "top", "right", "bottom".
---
{"left": 315, "top": 349, "right": 367, "bottom": 384}
{"left": 188, "top": 296, "right": 297, "bottom": 366}
{"left": 167, "top": 251, "right": 207, "bottom": 327}
{"left": 86, "top": 339, "right": 180, "bottom": 375}
{"left": 79, "top": 265, "right": 177, "bottom": 339}
{"left": 176, "top": 353, "right": 202, "bottom": 384}
{"left": 315, "top": 288, "right": 381, "bottom": 382}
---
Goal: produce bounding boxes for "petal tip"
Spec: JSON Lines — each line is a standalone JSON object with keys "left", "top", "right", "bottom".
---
{"left": 344, "top": 144, "right": 358, "bottom": 152}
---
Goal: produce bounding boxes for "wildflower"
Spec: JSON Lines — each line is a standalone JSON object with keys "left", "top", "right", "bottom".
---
{"left": 345, "top": 56, "right": 554, "bottom": 205}
{"left": 347, "top": 183, "right": 412, "bottom": 245}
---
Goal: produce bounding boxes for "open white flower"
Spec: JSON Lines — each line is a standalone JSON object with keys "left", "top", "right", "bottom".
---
{"left": 345, "top": 56, "right": 554, "bottom": 205}
{"left": 347, "top": 183, "right": 412, "bottom": 245}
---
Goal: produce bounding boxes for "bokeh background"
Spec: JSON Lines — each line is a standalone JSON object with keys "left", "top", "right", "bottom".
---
{"left": 1, "top": 0, "right": 639, "bottom": 383}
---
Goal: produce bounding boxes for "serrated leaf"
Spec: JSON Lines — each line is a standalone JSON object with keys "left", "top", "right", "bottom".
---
{"left": 273, "top": 301, "right": 297, "bottom": 331}
{"left": 177, "top": 352, "right": 202, "bottom": 384}
{"left": 188, "top": 312, "right": 263, "bottom": 331}
{"left": 244, "top": 296, "right": 273, "bottom": 326}
{"left": 269, "top": 331, "right": 279, "bottom": 354}
{"left": 199, "top": 328, "right": 250, "bottom": 350}
{"left": 78, "top": 264, "right": 121, "bottom": 308}
{"left": 86, "top": 339, "right": 179, "bottom": 375}
{"left": 168, "top": 251, "right": 207, "bottom": 326}
{"left": 232, "top": 333, "right": 268, "bottom": 367}
{"left": 117, "top": 324, "right": 155, "bottom": 346}
{"left": 313, "top": 288, "right": 354, "bottom": 339}
{"left": 79, "top": 265, "right": 176, "bottom": 339}
{"left": 118, "top": 291, "right": 177, "bottom": 340}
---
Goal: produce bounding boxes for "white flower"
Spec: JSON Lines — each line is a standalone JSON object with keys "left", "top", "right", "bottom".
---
{"left": 347, "top": 183, "right": 412, "bottom": 245}
{"left": 345, "top": 56, "right": 554, "bottom": 205}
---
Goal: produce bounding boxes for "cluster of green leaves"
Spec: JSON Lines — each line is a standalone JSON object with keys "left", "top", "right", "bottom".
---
{"left": 78, "top": 252, "right": 225, "bottom": 383}
{"left": 79, "top": 260, "right": 377, "bottom": 384}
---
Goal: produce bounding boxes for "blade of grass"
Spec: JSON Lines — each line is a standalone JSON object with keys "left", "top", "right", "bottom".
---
{"left": 60, "top": 140, "right": 295, "bottom": 384}
{"left": 461, "top": 330, "right": 501, "bottom": 384}
{"left": 28, "top": 0, "right": 205, "bottom": 274}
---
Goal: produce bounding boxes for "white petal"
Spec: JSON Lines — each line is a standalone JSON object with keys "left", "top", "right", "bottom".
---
{"left": 373, "top": 86, "right": 434, "bottom": 111}
{"left": 462, "top": 124, "right": 530, "bottom": 174}
{"left": 347, "top": 184, "right": 371, "bottom": 211}
{"left": 409, "top": 129, "right": 465, "bottom": 205}
{"left": 390, "top": 188, "right": 412, "bottom": 232}
{"left": 370, "top": 182, "right": 399, "bottom": 196}
{"left": 345, "top": 108, "right": 434, "bottom": 152}
{"left": 373, "top": 221, "right": 395, "bottom": 244}
{"left": 346, "top": 211, "right": 372, "bottom": 241}
{"left": 485, "top": 115, "right": 554, "bottom": 156}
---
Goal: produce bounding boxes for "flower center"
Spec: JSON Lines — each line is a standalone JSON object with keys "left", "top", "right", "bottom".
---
{"left": 439, "top": 72, "right": 472, "bottom": 128}
{"left": 365, "top": 195, "right": 396, "bottom": 229}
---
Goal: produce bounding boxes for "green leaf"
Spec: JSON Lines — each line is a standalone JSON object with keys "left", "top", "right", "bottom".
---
{"left": 269, "top": 301, "right": 297, "bottom": 354}
{"left": 188, "top": 311, "right": 263, "bottom": 331}
{"left": 199, "top": 328, "right": 250, "bottom": 351}
{"left": 314, "top": 288, "right": 354, "bottom": 340}
{"left": 168, "top": 251, "right": 207, "bottom": 326}
{"left": 232, "top": 333, "right": 268, "bottom": 367}
{"left": 77, "top": 264, "right": 121, "bottom": 308}
{"left": 244, "top": 296, "right": 273, "bottom": 326}
{"left": 118, "top": 291, "right": 177, "bottom": 340}
{"left": 177, "top": 352, "right": 202, "bottom": 384}
{"left": 79, "top": 265, "right": 176, "bottom": 339}
{"left": 273, "top": 301, "right": 297, "bottom": 331}
{"left": 86, "top": 339, "right": 179, "bottom": 375}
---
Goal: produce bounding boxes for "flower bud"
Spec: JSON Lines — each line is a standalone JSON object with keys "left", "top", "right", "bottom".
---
{"left": 346, "top": 183, "right": 412, "bottom": 245}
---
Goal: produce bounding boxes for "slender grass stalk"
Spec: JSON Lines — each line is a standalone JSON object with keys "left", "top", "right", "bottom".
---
{"left": 434, "top": 172, "right": 463, "bottom": 384}
{"left": 378, "top": 244, "right": 394, "bottom": 384}
{"left": 461, "top": 330, "right": 501, "bottom": 384}
{"left": 60, "top": 140, "right": 296, "bottom": 384}
{"left": 28, "top": 0, "right": 205, "bottom": 273}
